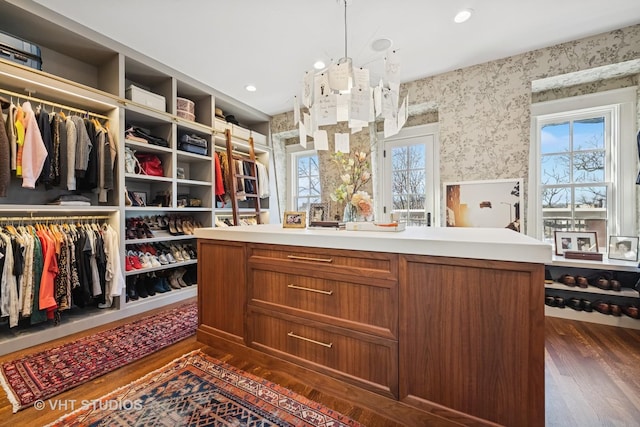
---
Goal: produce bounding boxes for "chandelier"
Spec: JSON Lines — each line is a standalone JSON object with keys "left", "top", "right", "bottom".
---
{"left": 295, "top": 0, "right": 408, "bottom": 150}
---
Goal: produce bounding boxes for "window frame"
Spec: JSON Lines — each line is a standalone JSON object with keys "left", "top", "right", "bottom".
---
{"left": 529, "top": 87, "right": 637, "bottom": 241}
{"left": 286, "top": 146, "right": 321, "bottom": 211}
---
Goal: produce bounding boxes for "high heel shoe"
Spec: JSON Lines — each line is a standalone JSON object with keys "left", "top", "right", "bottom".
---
{"left": 168, "top": 217, "right": 179, "bottom": 235}
{"left": 175, "top": 218, "right": 184, "bottom": 234}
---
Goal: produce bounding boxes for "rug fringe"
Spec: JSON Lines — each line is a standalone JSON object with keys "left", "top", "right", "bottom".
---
{"left": 0, "top": 366, "right": 20, "bottom": 413}
{"left": 43, "top": 349, "right": 205, "bottom": 427}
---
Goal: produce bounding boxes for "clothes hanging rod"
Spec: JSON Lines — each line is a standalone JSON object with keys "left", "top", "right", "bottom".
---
{"left": 0, "top": 215, "right": 111, "bottom": 222}
{"left": 0, "top": 87, "right": 111, "bottom": 121}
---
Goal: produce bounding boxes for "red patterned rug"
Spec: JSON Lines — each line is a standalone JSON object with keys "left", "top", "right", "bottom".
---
{"left": 0, "top": 302, "right": 197, "bottom": 413}
{"left": 47, "top": 350, "right": 362, "bottom": 427}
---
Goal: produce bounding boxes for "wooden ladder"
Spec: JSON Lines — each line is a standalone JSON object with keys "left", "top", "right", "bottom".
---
{"left": 225, "top": 128, "right": 261, "bottom": 226}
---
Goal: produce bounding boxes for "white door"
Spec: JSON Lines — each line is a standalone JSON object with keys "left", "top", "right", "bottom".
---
{"left": 377, "top": 124, "right": 439, "bottom": 226}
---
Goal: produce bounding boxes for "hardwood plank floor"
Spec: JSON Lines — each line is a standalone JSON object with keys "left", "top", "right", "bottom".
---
{"left": 1, "top": 301, "right": 639, "bottom": 427}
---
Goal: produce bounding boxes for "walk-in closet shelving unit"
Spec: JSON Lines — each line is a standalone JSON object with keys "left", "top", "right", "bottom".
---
{"left": 122, "top": 59, "right": 212, "bottom": 303}
{"left": 544, "top": 257, "right": 640, "bottom": 330}
{"left": 0, "top": 0, "right": 272, "bottom": 355}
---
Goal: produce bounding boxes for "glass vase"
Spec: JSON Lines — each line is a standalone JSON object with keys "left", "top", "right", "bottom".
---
{"left": 342, "top": 203, "right": 357, "bottom": 223}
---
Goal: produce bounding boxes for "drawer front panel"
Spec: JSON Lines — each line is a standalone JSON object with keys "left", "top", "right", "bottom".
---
{"left": 250, "top": 268, "right": 397, "bottom": 338}
{"left": 249, "top": 309, "right": 398, "bottom": 398}
{"left": 248, "top": 243, "right": 397, "bottom": 281}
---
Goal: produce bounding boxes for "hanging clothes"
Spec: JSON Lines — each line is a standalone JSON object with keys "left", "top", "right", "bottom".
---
{"left": 20, "top": 101, "right": 48, "bottom": 189}
{"left": 5, "top": 101, "right": 18, "bottom": 172}
{"left": 256, "top": 160, "right": 270, "bottom": 198}
{"left": 0, "top": 96, "right": 10, "bottom": 197}
{"left": 36, "top": 106, "right": 53, "bottom": 189}
{"left": 0, "top": 220, "right": 124, "bottom": 329}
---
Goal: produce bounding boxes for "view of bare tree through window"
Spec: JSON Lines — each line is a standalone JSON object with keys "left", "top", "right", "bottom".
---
{"left": 390, "top": 144, "right": 427, "bottom": 225}
{"left": 296, "top": 154, "right": 321, "bottom": 211}
{"left": 540, "top": 116, "right": 607, "bottom": 243}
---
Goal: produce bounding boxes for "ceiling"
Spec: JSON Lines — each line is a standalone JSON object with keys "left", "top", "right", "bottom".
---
{"left": 27, "top": 0, "right": 640, "bottom": 119}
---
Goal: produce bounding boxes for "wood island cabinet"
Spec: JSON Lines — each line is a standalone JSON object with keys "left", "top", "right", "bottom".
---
{"left": 196, "top": 226, "right": 549, "bottom": 426}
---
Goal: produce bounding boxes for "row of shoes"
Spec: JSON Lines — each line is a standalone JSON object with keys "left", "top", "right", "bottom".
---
{"left": 126, "top": 268, "right": 196, "bottom": 302}
{"left": 126, "top": 217, "right": 154, "bottom": 240}
{"left": 126, "top": 215, "right": 203, "bottom": 239}
{"left": 215, "top": 217, "right": 258, "bottom": 227}
{"left": 545, "top": 295, "right": 639, "bottom": 318}
{"left": 558, "top": 274, "right": 622, "bottom": 291}
{"left": 125, "top": 243, "right": 197, "bottom": 271}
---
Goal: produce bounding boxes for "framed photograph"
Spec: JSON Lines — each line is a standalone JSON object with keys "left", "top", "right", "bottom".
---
{"left": 309, "top": 202, "right": 329, "bottom": 223}
{"left": 554, "top": 231, "right": 599, "bottom": 256}
{"left": 608, "top": 236, "right": 639, "bottom": 261}
{"left": 283, "top": 211, "right": 306, "bottom": 228}
{"left": 444, "top": 179, "right": 523, "bottom": 232}
{"left": 131, "top": 191, "right": 147, "bottom": 207}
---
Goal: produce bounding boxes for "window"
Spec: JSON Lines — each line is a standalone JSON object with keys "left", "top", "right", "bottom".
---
{"left": 377, "top": 124, "right": 439, "bottom": 226}
{"left": 530, "top": 87, "right": 637, "bottom": 247}
{"left": 288, "top": 150, "right": 321, "bottom": 211}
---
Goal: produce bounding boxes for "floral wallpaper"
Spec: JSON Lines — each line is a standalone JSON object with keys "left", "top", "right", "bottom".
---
{"left": 271, "top": 24, "right": 640, "bottom": 225}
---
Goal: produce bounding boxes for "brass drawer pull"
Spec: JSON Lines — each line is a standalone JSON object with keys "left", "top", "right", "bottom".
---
{"left": 287, "top": 332, "right": 333, "bottom": 348}
{"left": 287, "top": 284, "right": 333, "bottom": 295}
{"left": 287, "top": 255, "right": 333, "bottom": 263}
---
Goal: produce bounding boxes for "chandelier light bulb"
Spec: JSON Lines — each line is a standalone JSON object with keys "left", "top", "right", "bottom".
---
{"left": 454, "top": 8, "right": 473, "bottom": 24}
{"left": 313, "top": 61, "right": 326, "bottom": 70}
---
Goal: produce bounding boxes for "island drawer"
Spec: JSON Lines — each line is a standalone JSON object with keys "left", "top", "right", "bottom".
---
{"left": 248, "top": 243, "right": 398, "bottom": 281}
{"left": 248, "top": 268, "right": 397, "bottom": 338}
{"left": 248, "top": 307, "right": 398, "bottom": 399}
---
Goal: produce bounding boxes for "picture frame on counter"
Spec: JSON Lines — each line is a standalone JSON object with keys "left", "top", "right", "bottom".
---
{"left": 554, "top": 231, "right": 598, "bottom": 256}
{"left": 283, "top": 211, "right": 306, "bottom": 228}
{"left": 608, "top": 236, "right": 639, "bottom": 262}
{"left": 309, "top": 202, "right": 329, "bottom": 223}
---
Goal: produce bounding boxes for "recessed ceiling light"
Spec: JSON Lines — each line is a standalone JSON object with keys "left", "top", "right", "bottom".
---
{"left": 371, "top": 38, "right": 393, "bottom": 52}
{"left": 454, "top": 8, "right": 473, "bottom": 24}
{"left": 313, "top": 60, "right": 326, "bottom": 70}
{"left": 245, "top": 84, "right": 257, "bottom": 92}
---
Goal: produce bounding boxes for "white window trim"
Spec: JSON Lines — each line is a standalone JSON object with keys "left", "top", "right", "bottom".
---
{"left": 528, "top": 86, "right": 637, "bottom": 239}
{"left": 286, "top": 145, "right": 319, "bottom": 211}
{"left": 375, "top": 123, "right": 440, "bottom": 225}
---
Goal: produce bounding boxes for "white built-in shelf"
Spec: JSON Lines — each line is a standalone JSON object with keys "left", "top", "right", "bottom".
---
{"left": 544, "top": 281, "right": 639, "bottom": 298}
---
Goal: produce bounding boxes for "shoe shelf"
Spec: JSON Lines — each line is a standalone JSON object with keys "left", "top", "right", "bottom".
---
{"left": 125, "top": 259, "right": 197, "bottom": 277}
{"left": 545, "top": 259, "right": 639, "bottom": 329}
{"left": 545, "top": 306, "right": 640, "bottom": 330}
{"left": 125, "top": 234, "right": 196, "bottom": 244}
{"left": 544, "top": 281, "right": 639, "bottom": 298}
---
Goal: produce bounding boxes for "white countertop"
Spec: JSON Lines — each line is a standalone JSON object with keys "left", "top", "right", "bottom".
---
{"left": 195, "top": 224, "right": 552, "bottom": 264}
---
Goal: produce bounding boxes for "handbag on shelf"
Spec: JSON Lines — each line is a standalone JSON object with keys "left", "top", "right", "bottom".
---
{"left": 135, "top": 153, "right": 164, "bottom": 176}
{"left": 125, "top": 125, "right": 169, "bottom": 147}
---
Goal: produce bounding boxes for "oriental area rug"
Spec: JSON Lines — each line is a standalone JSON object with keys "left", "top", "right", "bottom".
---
{"left": 0, "top": 302, "right": 197, "bottom": 413}
{"left": 46, "top": 350, "right": 362, "bottom": 427}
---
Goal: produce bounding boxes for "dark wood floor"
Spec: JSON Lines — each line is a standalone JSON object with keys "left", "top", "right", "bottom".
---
{"left": 1, "top": 301, "right": 639, "bottom": 426}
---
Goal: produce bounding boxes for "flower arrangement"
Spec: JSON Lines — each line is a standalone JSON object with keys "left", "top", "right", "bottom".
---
{"left": 330, "top": 151, "right": 373, "bottom": 221}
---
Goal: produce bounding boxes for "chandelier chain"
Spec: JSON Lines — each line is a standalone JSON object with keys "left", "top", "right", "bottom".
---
{"left": 343, "top": 0, "right": 348, "bottom": 59}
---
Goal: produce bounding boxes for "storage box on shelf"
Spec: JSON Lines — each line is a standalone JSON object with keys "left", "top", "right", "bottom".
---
{"left": 545, "top": 256, "right": 640, "bottom": 329}
{"left": 126, "top": 84, "right": 166, "bottom": 112}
